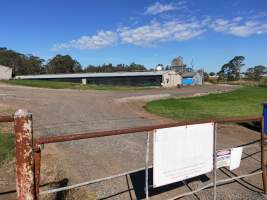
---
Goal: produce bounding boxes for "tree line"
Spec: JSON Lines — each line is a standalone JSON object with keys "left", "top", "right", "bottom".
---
{"left": 0, "top": 47, "right": 147, "bottom": 76}
{"left": 1, "top": 47, "right": 266, "bottom": 79}
{"left": 208, "top": 56, "right": 266, "bottom": 81}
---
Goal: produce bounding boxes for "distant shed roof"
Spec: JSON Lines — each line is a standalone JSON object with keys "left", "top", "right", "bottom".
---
{"left": 181, "top": 72, "right": 197, "bottom": 78}
{"left": 15, "top": 71, "right": 172, "bottom": 80}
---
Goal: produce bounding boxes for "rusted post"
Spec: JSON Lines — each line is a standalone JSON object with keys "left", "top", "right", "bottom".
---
{"left": 34, "top": 144, "right": 41, "bottom": 199}
{"left": 14, "top": 109, "right": 36, "bottom": 200}
{"left": 262, "top": 115, "right": 267, "bottom": 195}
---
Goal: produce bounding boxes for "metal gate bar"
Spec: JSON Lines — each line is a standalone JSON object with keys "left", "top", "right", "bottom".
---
{"left": 213, "top": 123, "right": 217, "bottom": 200}
{"left": 167, "top": 171, "right": 263, "bottom": 200}
{"left": 40, "top": 165, "right": 154, "bottom": 195}
{"left": 145, "top": 132, "right": 150, "bottom": 200}
{"left": 35, "top": 116, "right": 263, "bottom": 145}
{"left": 0, "top": 115, "right": 14, "bottom": 122}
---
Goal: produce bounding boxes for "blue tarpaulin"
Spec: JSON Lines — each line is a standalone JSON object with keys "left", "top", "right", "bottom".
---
{"left": 264, "top": 103, "right": 267, "bottom": 134}
{"left": 182, "top": 78, "right": 194, "bottom": 85}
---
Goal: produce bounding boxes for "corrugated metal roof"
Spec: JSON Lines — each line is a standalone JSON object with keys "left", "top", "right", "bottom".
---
{"left": 15, "top": 71, "right": 171, "bottom": 79}
{"left": 182, "top": 72, "right": 197, "bottom": 78}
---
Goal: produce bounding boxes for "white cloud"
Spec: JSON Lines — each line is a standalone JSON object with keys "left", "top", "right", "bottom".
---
{"left": 144, "top": 2, "right": 177, "bottom": 15}
{"left": 52, "top": 31, "right": 118, "bottom": 50}
{"left": 119, "top": 19, "right": 206, "bottom": 46}
{"left": 52, "top": 10, "right": 267, "bottom": 51}
{"left": 210, "top": 17, "right": 267, "bottom": 37}
{"left": 233, "top": 16, "right": 243, "bottom": 22}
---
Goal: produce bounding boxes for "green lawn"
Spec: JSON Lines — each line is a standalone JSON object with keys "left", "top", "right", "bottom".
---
{"left": 3, "top": 80, "right": 156, "bottom": 91}
{"left": 145, "top": 87, "right": 267, "bottom": 120}
{"left": 0, "top": 131, "right": 14, "bottom": 164}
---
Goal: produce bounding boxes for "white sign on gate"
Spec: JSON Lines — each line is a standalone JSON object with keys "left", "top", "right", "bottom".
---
{"left": 153, "top": 123, "right": 214, "bottom": 188}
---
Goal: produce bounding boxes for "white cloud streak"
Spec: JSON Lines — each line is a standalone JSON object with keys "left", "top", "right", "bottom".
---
{"left": 144, "top": 2, "right": 177, "bottom": 15}
{"left": 210, "top": 17, "right": 267, "bottom": 37}
{"left": 52, "top": 31, "right": 118, "bottom": 51}
{"left": 52, "top": 3, "right": 267, "bottom": 51}
{"left": 119, "top": 20, "right": 206, "bottom": 46}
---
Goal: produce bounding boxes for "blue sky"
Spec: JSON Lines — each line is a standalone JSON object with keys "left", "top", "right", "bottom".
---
{"left": 1, "top": 0, "right": 267, "bottom": 72}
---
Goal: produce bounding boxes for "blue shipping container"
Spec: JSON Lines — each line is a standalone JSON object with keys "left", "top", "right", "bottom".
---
{"left": 182, "top": 78, "right": 194, "bottom": 85}
{"left": 264, "top": 103, "right": 267, "bottom": 134}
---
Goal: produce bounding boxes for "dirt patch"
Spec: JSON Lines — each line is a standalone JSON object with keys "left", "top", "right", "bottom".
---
{"left": 115, "top": 94, "right": 171, "bottom": 102}
{"left": 39, "top": 144, "right": 96, "bottom": 200}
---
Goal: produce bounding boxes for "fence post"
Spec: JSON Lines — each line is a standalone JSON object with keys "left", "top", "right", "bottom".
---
{"left": 14, "top": 109, "right": 36, "bottom": 200}
{"left": 213, "top": 122, "right": 217, "bottom": 200}
{"left": 262, "top": 103, "right": 267, "bottom": 195}
{"left": 145, "top": 132, "right": 150, "bottom": 200}
{"left": 34, "top": 144, "right": 41, "bottom": 199}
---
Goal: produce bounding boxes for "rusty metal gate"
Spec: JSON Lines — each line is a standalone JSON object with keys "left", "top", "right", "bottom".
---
{"left": 0, "top": 110, "right": 267, "bottom": 200}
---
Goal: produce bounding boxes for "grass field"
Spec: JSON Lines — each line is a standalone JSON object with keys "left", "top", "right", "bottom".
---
{"left": 3, "top": 80, "right": 156, "bottom": 91}
{"left": 145, "top": 87, "right": 267, "bottom": 120}
{"left": 0, "top": 131, "right": 14, "bottom": 164}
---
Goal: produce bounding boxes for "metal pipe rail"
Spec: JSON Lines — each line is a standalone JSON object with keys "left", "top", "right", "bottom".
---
{"left": 35, "top": 115, "right": 262, "bottom": 145}
{"left": 0, "top": 115, "right": 14, "bottom": 123}
{"left": 167, "top": 171, "right": 263, "bottom": 200}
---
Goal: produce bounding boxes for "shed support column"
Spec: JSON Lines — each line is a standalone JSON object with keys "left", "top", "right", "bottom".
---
{"left": 82, "top": 78, "right": 87, "bottom": 85}
{"left": 14, "top": 109, "right": 36, "bottom": 200}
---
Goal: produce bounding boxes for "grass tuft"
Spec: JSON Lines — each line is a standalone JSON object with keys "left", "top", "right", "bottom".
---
{"left": 0, "top": 131, "right": 14, "bottom": 164}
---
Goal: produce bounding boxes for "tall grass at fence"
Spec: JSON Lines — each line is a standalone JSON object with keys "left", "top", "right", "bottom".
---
{"left": 0, "top": 130, "right": 14, "bottom": 165}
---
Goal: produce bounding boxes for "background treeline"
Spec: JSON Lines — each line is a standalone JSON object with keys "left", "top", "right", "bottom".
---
{"left": 207, "top": 56, "right": 266, "bottom": 82}
{"left": 1, "top": 47, "right": 266, "bottom": 80}
{"left": 0, "top": 47, "right": 147, "bottom": 76}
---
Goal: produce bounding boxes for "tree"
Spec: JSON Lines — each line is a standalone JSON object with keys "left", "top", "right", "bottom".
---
{"left": 209, "top": 72, "right": 215, "bottom": 76}
{"left": 203, "top": 72, "right": 209, "bottom": 82}
{"left": 128, "top": 62, "right": 146, "bottom": 72}
{"left": 218, "top": 56, "right": 245, "bottom": 81}
{"left": 83, "top": 63, "right": 147, "bottom": 73}
{"left": 0, "top": 47, "right": 45, "bottom": 75}
{"left": 46, "top": 55, "right": 82, "bottom": 74}
{"left": 246, "top": 65, "right": 266, "bottom": 80}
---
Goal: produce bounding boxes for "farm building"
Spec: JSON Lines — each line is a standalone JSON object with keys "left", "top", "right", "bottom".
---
{"left": 15, "top": 71, "right": 182, "bottom": 88}
{"left": 182, "top": 72, "right": 203, "bottom": 86}
{"left": 0, "top": 65, "right": 12, "bottom": 80}
{"left": 171, "top": 56, "right": 186, "bottom": 73}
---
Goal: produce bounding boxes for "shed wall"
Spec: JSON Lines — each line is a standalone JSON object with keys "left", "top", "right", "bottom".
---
{"left": 0, "top": 66, "right": 12, "bottom": 80}
{"left": 193, "top": 74, "right": 203, "bottom": 85}
{"left": 29, "top": 75, "right": 163, "bottom": 86}
{"left": 162, "top": 72, "right": 181, "bottom": 87}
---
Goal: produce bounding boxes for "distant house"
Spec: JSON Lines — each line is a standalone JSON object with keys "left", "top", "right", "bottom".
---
{"left": 15, "top": 71, "right": 182, "bottom": 88}
{"left": 0, "top": 65, "right": 12, "bottom": 80}
{"left": 182, "top": 72, "right": 203, "bottom": 86}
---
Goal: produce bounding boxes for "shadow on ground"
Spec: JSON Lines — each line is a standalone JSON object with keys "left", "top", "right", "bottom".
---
{"left": 129, "top": 168, "right": 210, "bottom": 199}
